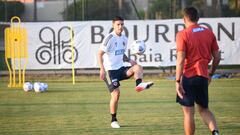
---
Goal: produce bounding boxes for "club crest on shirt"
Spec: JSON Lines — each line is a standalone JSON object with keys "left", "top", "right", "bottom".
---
{"left": 115, "top": 49, "right": 125, "bottom": 55}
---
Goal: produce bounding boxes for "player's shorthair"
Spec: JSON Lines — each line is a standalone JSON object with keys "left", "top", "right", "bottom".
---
{"left": 112, "top": 16, "right": 124, "bottom": 22}
{"left": 183, "top": 7, "right": 199, "bottom": 22}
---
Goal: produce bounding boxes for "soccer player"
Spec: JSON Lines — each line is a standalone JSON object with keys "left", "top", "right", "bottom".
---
{"left": 175, "top": 7, "right": 221, "bottom": 135}
{"left": 98, "top": 16, "right": 154, "bottom": 128}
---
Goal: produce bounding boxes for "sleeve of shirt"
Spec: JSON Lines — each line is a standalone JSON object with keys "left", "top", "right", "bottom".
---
{"left": 100, "top": 34, "right": 112, "bottom": 52}
{"left": 211, "top": 33, "right": 219, "bottom": 51}
{"left": 124, "top": 37, "right": 128, "bottom": 51}
{"left": 176, "top": 32, "right": 186, "bottom": 52}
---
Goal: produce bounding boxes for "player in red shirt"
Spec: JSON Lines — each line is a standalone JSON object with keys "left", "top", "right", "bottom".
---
{"left": 176, "top": 7, "right": 221, "bottom": 135}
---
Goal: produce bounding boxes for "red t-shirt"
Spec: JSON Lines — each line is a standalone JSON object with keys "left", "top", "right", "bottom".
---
{"left": 176, "top": 24, "right": 219, "bottom": 78}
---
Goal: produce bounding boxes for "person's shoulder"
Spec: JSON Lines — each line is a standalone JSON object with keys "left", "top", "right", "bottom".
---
{"left": 102, "top": 33, "right": 115, "bottom": 46}
{"left": 105, "top": 32, "right": 114, "bottom": 39}
{"left": 176, "top": 29, "right": 186, "bottom": 38}
{"left": 177, "top": 30, "right": 185, "bottom": 34}
{"left": 198, "top": 25, "right": 211, "bottom": 32}
{"left": 122, "top": 34, "right": 128, "bottom": 40}
{"left": 104, "top": 33, "right": 115, "bottom": 42}
{"left": 200, "top": 26, "right": 215, "bottom": 36}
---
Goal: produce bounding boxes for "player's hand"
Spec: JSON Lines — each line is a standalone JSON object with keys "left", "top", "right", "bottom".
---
{"left": 99, "top": 68, "right": 105, "bottom": 80}
{"left": 176, "top": 82, "right": 185, "bottom": 99}
{"left": 129, "top": 59, "right": 137, "bottom": 66}
{"left": 208, "top": 76, "right": 212, "bottom": 85}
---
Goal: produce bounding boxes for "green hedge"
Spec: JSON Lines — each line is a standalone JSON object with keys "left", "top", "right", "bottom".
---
{"left": 0, "top": 51, "right": 7, "bottom": 70}
{"left": 0, "top": 1, "right": 25, "bottom": 22}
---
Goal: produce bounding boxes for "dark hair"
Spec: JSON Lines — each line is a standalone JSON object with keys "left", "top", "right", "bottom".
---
{"left": 112, "top": 16, "right": 124, "bottom": 22}
{"left": 183, "top": 7, "right": 199, "bottom": 22}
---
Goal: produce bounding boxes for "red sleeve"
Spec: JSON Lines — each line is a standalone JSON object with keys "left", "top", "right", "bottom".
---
{"left": 211, "top": 34, "right": 219, "bottom": 52}
{"left": 176, "top": 31, "right": 186, "bottom": 52}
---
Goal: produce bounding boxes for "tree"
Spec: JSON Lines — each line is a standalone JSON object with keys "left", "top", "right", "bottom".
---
{"left": 148, "top": 0, "right": 240, "bottom": 19}
{"left": 222, "top": 0, "right": 240, "bottom": 17}
{"left": 148, "top": 0, "right": 172, "bottom": 19}
{"left": 147, "top": 0, "right": 185, "bottom": 19}
{"left": 0, "top": 1, "right": 25, "bottom": 22}
{"left": 62, "top": 0, "right": 132, "bottom": 20}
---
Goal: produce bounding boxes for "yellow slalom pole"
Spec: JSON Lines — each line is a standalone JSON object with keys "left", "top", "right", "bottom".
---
{"left": 22, "top": 29, "right": 28, "bottom": 84}
{"left": 5, "top": 16, "right": 28, "bottom": 88}
{"left": 11, "top": 29, "right": 16, "bottom": 87}
{"left": 5, "top": 29, "right": 12, "bottom": 87}
{"left": 17, "top": 26, "right": 22, "bottom": 87}
{"left": 11, "top": 16, "right": 21, "bottom": 87}
{"left": 70, "top": 25, "right": 75, "bottom": 85}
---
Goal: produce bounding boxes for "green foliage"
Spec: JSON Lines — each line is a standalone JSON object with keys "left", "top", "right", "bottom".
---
{"left": 148, "top": 0, "right": 240, "bottom": 19}
{"left": 63, "top": 0, "right": 132, "bottom": 20}
{"left": 148, "top": 0, "right": 172, "bottom": 19}
{"left": 0, "top": 51, "right": 7, "bottom": 70}
{"left": 138, "top": 9, "right": 145, "bottom": 20}
{"left": 0, "top": 1, "right": 25, "bottom": 22}
{"left": 0, "top": 24, "right": 9, "bottom": 40}
{"left": 222, "top": 0, "right": 240, "bottom": 17}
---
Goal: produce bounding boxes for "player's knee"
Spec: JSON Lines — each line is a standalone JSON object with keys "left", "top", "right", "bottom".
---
{"left": 183, "top": 106, "right": 195, "bottom": 116}
{"left": 197, "top": 106, "right": 209, "bottom": 114}
{"left": 111, "top": 90, "right": 120, "bottom": 100}
{"left": 134, "top": 64, "right": 143, "bottom": 72}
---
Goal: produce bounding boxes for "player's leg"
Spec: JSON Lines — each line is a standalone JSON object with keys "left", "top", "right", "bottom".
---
{"left": 176, "top": 76, "right": 196, "bottom": 135}
{"left": 110, "top": 88, "right": 121, "bottom": 128}
{"left": 103, "top": 70, "right": 121, "bottom": 128}
{"left": 197, "top": 105, "right": 219, "bottom": 135}
{"left": 125, "top": 65, "right": 154, "bottom": 92}
{"left": 182, "top": 106, "right": 195, "bottom": 135}
{"left": 126, "top": 64, "right": 143, "bottom": 79}
{"left": 110, "top": 88, "right": 120, "bottom": 120}
{"left": 195, "top": 76, "right": 219, "bottom": 134}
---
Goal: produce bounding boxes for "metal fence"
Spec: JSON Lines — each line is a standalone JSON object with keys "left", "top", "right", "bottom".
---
{"left": 0, "top": 0, "right": 239, "bottom": 22}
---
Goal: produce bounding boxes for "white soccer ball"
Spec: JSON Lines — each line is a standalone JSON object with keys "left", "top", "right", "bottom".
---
{"left": 34, "top": 82, "right": 44, "bottom": 93}
{"left": 131, "top": 40, "right": 146, "bottom": 55}
{"left": 23, "top": 82, "right": 33, "bottom": 92}
{"left": 40, "top": 83, "right": 48, "bottom": 92}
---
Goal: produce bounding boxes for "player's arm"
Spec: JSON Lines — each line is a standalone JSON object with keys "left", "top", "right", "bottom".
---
{"left": 123, "top": 54, "right": 137, "bottom": 66}
{"left": 176, "top": 51, "right": 186, "bottom": 99}
{"left": 208, "top": 50, "right": 221, "bottom": 84}
{"left": 209, "top": 50, "right": 221, "bottom": 75}
{"left": 98, "top": 49, "right": 105, "bottom": 80}
{"left": 208, "top": 34, "right": 221, "bottom": 84}
{"left": 176, "top": 51, "right": 185, "bottom": 81}
{"left": 175, "top": 32, "right": 186, "bottom": 99}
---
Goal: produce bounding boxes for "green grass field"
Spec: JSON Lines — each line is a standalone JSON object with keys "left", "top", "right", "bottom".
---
{"left": 0, "top": 76, "right": 239, "bottom": 135}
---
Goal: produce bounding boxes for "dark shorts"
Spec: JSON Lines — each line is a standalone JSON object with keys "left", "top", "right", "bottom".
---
{"left": 176, "top": 76, "right": 209, "bottom": 108}
{"left": 104, "top": 66, "right": 131, "bottom": 92}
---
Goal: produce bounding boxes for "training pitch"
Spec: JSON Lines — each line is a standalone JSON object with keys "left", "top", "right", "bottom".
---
{"left": 0, "top": 76, "right": 239, "bottom": 135}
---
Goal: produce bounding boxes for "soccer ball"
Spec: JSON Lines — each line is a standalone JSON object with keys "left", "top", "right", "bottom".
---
{"left": 34, "top": 82, "right": 45, "bottom": 93}
{"left": 40, "top": 83, "right": 48, "bottom": 91}
{"left": 23, "top": 82, "right": 33, "bottom": 92}
{"left": 130, "top": 40, "right": 146, "bottom": 55}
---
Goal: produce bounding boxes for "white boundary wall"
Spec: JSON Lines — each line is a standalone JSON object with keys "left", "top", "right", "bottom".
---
{"left": 7, "top": 18, "right": 240, "bottom": 69}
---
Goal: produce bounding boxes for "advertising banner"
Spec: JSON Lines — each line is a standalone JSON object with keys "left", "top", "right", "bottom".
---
{"left": 18, "top": 18, "right": 240, "bottom": 69}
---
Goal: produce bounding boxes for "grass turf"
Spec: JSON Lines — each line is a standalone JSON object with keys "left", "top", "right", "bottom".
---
{"left": 0, "top": 76, "right": 239, "bottom": 135}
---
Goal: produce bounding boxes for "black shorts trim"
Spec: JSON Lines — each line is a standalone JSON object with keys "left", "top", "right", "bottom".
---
{"left": 176, "top": 76, "right": 209, "bottom": 108}
{"left": 104, "top": 66, "right": 131, "bottom": 92}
